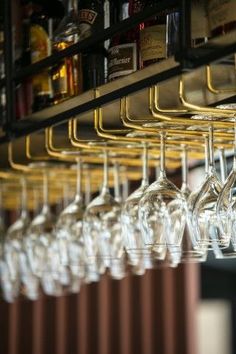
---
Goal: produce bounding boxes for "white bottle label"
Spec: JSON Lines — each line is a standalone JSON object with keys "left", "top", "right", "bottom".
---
{"left": 108, "top": 43, "right": 137, "bottom": 80}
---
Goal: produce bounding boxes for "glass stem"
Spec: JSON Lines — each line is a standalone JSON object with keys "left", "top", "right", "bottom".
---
{"left": 63, "top": 182, "right": 70, "bottom": 208}
{"left": 114, "top": 162, "right": 121, "bottom": 203}
{"left": 160, "top": 131, "right": 166, "bottom": 179}
{"left": 101, "top": 149, "right": 109, "bottom": 195}
{"left": 233, "top": 121, "right": 236, "bottom": 172}
{"left": 122, "top": 176, "right": 129, "bottom": 201}
{"left": 75, "top": 157, "right": 82, "bottom": 202}
{"left": 85, "top": 169, "right": 91, "bottom": 205}
{"left": 208, "top": 125, "right": 215, "bottom": 173}
{"left": 33, "top": 188, "right": 39, "bottom": 217}
{"left": 21, "top": 176, "right": 28, "bottom": 218}
{"left": 181, "top": 145, "right": 188, "bottom": 191}
{"left": 141, "top": 142, "right": 149, "bottom": 187}
{"left": 0, "top": 184, "right": 3, "bottom": 220}
{"left": 42, "top": 171, "right": 50, "bottom": 214}
{"left": 218, "top": 148, "right": 227, "bottom": 183}
{"left": 67, "top": 0, "right": 76, "bottom": 12}
{"left": 204, "top": 134, "right": 209, "bottom": 174}
{"left": 155, "top": 164, "right": 160, "bottom": 180}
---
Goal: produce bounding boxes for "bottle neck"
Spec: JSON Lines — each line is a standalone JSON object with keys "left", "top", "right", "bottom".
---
{"left": 66, "top": 0, "right": 78, "bottom": 13}
{"left": 120, "top": 2, "right": 129, "bottom": 21}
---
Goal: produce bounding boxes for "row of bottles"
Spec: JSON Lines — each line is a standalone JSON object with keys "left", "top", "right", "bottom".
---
{"left": 1, "top": 0, "right": 236, "bottom": 122}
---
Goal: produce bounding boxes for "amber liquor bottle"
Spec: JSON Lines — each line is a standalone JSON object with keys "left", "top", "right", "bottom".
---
{"left": 52, "top": 0, "right": 82, "bottom": 104}
{"left": 30, "top": 5, "right": 53, "bottom": 111}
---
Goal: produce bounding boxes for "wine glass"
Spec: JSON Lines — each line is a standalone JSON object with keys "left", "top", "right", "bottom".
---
{"left": 109, "top": 161, "right": 126, "bottom": 280}
{"left": 25, "top": 169, "right": 63, "bottom": 296}
{"left": 169, "top": 145, "right": 207, "bottom": 264}
{"left": 4, "top": 177, "right": 40, "bottom": 300}
{"left": 4, "top": 178, "right": 30, "bottom": 280}
{"left": 0, "top": 186, "right": 19, "bottom": 303}
{"left": 121, "top": 142, "right": 154, "bottom": 275}
{"left": 0, "top": 184, "right": 5, "bottom": 263}
{"left": 192, "top": 125, "right": 228, "bottom": 250}
{"left": 139, "top": 131, "right": 186, "bottom": 252}
{"left": 83, "top": 149, "right": 124, "bottom": 280}
{"left": 55, "top": 157, "right": 86, "bottom": 286}
{"left": 216, "top": 104, "right": 236, "bottom": 256}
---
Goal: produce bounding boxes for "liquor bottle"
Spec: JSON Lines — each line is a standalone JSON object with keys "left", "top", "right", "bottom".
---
{"left": 140, "top": 0, "right": 167, "bottom": 67}
{"left": 14, "top": 0, "right": 31, "bottom": 120}
{"left": 19, "top": 2, "right": 33, "bottom": 117}
{"left": 107, "top": 0, "right": 143, "bottom": 81}
{"left": 78, "top": 0, "right": 106, "bottom": 90}
{"left": 104, "top": 0, "right": 110, "bottom": 82}
{"left": 191, "top": 0, "right": 210, "bottom": 46}
{"left": 52, "top": 0, "right": 82, "bottom": 104}
{"left": 30, "top": 3, "right": 53, "bottom": 111}
{"left": 0, "top": 12, "right": 5, "bottom": 125}
{"left": 207, "top": 0, "right": 236, "bottom": 37}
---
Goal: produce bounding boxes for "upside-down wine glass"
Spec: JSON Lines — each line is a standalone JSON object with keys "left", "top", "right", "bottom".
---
{"left": 0, "top": 184, "right": 20, "bottom": 303}
{"left": 216, "top": 104, "right": 236, "bottom": 255}
{"left": 4, "top": 177, "right": 30, "bottom": 281}
{"left": 212, "top": 147, "right": 236, "bottom": 258}
{"left": 169, "top": 145, "right": 207, "bottom": 264}
{"left": 109, "top": 161, "right": 126, "bottom": 279}
{"left": 122, "top": 142, "right": 154, "bottom": 275}
{"left": 26, "top": 170, "right": 63, "bottom": 296}
{"left": 83, "top": 149, "right": 125, "bottom": 280}
{"left": 55, "top": 157, "right": 86, "bottom": 292}
{"left": 192, "top": 125, "right": 228, "bottom": 250}
{"left": 4, "top": 177, "right": 40, "bottom": 300}
{"left": 139, "top": 131, "right": 186, "bottom": 253}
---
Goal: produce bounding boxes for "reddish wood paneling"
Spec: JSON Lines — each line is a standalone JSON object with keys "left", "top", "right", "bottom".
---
{"left": 0, "top": 264, "right": 199, "bottom": 354}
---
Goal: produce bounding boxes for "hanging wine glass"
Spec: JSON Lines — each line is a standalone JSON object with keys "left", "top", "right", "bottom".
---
{"left": 4, "top": 177, "right": 30, "bottom": 281}
{"left": 211, "top": 147, "right": 236, "bottom": 258}
{"left": 18, "top": 181, "right": 40, "bottom": 300}
{"left": 169, "top": 145, "right": 207, "bottom": 264}
{"left": 55, "top": 157, "right": 86, "bottom": 286}
{"left": 0, "top": 183, "right": 5, "bottom": 263}
{"left": 139, "top": 131, "right": 186, "bottom": 252}
{"left": 83, "top": 149, "right": 124, "bottom": 279}
{"left": 25, "top": 169, "right": 63, "bottom": 296}
{"left": 109, "top": 161, "right": 126, "bottom": 280}
{"left": 0, "top": 184, "right": 19, "bottom": 303}
{"left": 192, "top": 125, "right": 228, "bottom": 250}
{"left": 216, "top": 104, "right": 236, "bottom": 256}
{"left": 121, "top": 142, "right": 154, "bottom": 275}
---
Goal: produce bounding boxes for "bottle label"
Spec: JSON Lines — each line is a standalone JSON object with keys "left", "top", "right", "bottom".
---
{"left": 30, "top": 24, "right": 52, "bottom": 96}
{"left": 79, "top": 9, "right": 98, "bottom": 25}
{"left": 52, "top": 64, "right": 68, "bottom": 96}
{"left": 140, "top": 25, "right": 166, "bottom": 62}
{"left": 208, "top": 0, "right": 236, "bottom": 31}
{"left": 79, "top": 9, "right": 98, "bottom": 37}
{"left": 191, "top": 0, "right": 210, "bottom": 39}
{"left": 108, "top": 43, "right": 137, "bottom": 80}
